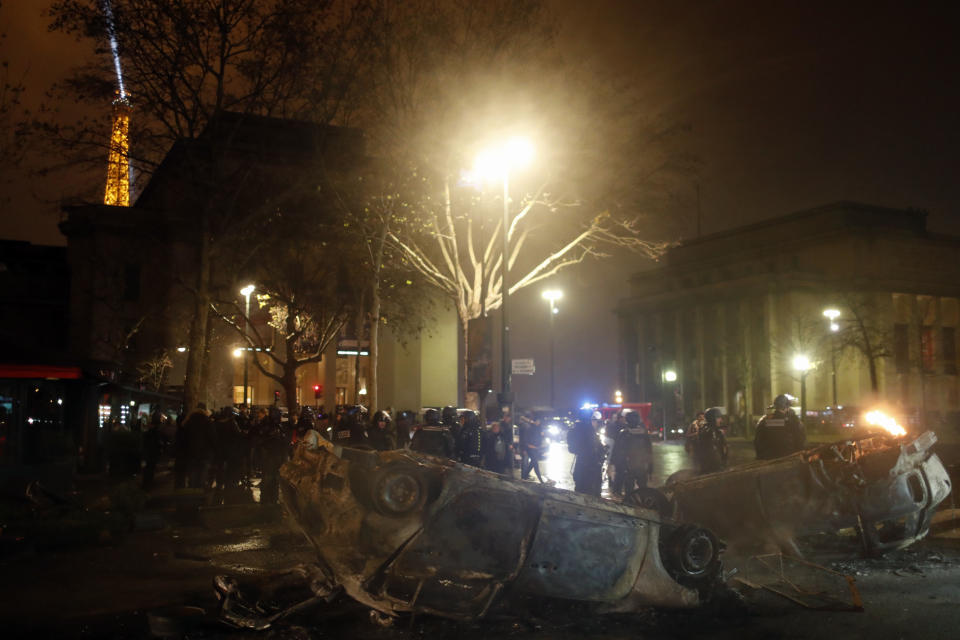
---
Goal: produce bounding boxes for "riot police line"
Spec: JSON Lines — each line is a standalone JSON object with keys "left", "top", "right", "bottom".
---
{"left": 167, "top": 394, "right": 807, "bottom": 505}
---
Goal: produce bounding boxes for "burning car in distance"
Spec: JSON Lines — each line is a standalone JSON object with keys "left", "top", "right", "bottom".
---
{"left": 654, "top": 410, "right": 951, "bottom": 558}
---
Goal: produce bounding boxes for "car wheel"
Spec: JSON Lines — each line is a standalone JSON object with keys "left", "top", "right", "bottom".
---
{"left": 369, "top": 463, "right": 427, "bottom": 517}
{"left": 661, "top": 525, "right": 723, "bottom": 589}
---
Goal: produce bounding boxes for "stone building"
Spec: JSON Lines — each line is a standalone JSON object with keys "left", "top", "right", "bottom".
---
{"left": 616, "top": 202, "right": 960, "bottom": 434}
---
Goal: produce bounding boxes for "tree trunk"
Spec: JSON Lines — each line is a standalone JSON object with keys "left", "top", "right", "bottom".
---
{"left": 461, "top": 315, "right": 470, "bottom": 407}
{"left": 283, "top": 368, "right": 299, "bottom": 426}
{"left": 867, "top": 352, "right": 879, "bottom": 392}
{"left": 368, "top": 286, "right": 381, "bottom": 412}
{"left": 183, "top": 223, "right": 211, "bottom": 411}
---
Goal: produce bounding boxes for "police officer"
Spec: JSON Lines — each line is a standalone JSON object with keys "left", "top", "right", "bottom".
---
{"left": 609, "top": 410, "right": 653, "bottom": 496}
{"left": 441, "top": 405, "right": 461, "bottom": 448}
{"left": 457, "top": 410, "right": 483, "bottom": 467}
{"left": 754, "top": 394, "right": 806, "bottom": 460}
{"left": 332, "top": 405, "right": 369, "bottom": 447}
{"left": 570, "top": 417, "right": 605, "bottom": 497}
{"left": 368, "top": 410, "right": 397, "bottom": 451}
{"left": 410, "top": 408, "right": 456, "bottom": 458}
{"left": 692, "top": 407, "right": 728, "bottom": 474}
{"left": 258, "top": 406, "right": 288, "bottom": 505}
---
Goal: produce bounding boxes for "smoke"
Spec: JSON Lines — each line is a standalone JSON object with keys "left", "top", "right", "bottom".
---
{"left": 101, "top": 0, "right": 126, "bottom": 100}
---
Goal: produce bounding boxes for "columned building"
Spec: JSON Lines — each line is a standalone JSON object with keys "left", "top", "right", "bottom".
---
{"left": 616, "top": 202, "right": 960, "bottom": 434}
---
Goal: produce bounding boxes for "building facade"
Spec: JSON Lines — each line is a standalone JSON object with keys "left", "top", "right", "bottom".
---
{"left": 616, "top": 202, "right": 960, "bottom": 434}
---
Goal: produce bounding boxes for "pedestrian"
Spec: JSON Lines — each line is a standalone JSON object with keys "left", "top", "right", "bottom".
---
{"left": 368, "top": 410, "right": 397, "bottom": 451}
{"left": 481, "top": 418, "right": 513, "bottom": 475}
{"left": 754, "top": 394, "right": 806, "bottom": 460}
{"left": 520, "top": 412, "right": 545, "bottom": 483}
{"left": 692, "top": 407, "right": 728, "bottom": 474}
{"left": 258, "top": 406, "right": 288, "bottom": 505}
{"left": 685, "top": 412, "right": 706, "bottom": 454}
{"left": 141, "top": 410, "right": 163, "bottom": 491}
{"left": 181, "top": 402, "right": 213, "bottom": 489}
{"left": 457, "top": 410, "right": 483, "bottom": 467}
{"left": 410, "top": 408, "right": 455, "bottom": 458}
{"left": 609, "top": 410, "right": 653, "bottom": 497}
{"left": 395, "top": 410, "right": 414, "bottom": 448}
{"left": 569, "top": 418, "right": 605, "bottom": 497}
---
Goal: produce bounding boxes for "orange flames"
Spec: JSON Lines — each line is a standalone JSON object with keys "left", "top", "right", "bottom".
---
{"left": 864, "top": 410, "right": 907, "bottom": 437}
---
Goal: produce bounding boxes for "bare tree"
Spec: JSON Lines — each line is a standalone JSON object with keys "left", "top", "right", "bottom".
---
{"left": 836, "top": 293, "right": 892, "bottom": 393}
{"left": 137, "top": 349, "right": 173, "bottom": 391}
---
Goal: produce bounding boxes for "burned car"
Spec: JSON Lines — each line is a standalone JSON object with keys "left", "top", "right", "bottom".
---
{"left": 278, "top": 440, "right": 724, "bottom": 621}
{"left": 652, "top": 429, "right": 951, "bottom": 557}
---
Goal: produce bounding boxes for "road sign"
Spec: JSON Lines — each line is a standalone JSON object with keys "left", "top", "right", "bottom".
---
{"left": 512, "top": 358, "right": 535, "bottom": 375}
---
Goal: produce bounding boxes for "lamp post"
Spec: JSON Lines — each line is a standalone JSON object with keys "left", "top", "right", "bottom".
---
{"left": 822, "top": 308, "right": 840, "bottom": 407}
{"left": 240, "top": 284, "right": 255, "bottom": 406}
{"left": 792, "top": 354, "right": 811, "bottom": 422}
{"left": 541, "top": 289, "right": 562, "bottom": 408}
{"left": 662, "top": 369, "right": 677, "bottom": 432}
{"left": 474, "top": 137, "right": 534, "bottom": 420}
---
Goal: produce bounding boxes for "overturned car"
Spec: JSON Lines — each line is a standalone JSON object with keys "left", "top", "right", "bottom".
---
{"left": 652, "top": 430, "right": 951, "bottom": 557}
{"left": 278, "top": 441, "right": 724, "bottom": 620}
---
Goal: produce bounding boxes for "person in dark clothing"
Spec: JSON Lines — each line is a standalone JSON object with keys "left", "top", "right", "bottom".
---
{"left": 609, "top": 411, "right": 653, "bottom": 496}
{"left": 396, "top": 410, "right": 414, "bottom": 448}
{"left": 457, "top": 410, "right": 483, "bottom": 467}
{"left": 693, "top": 407, "right": 728, "bottom": 474}
{"left": 570, "top": 418, "right": 605, "bottom": 497}
{"left": 481, "top": 420, "right": 513, "bottom": 475}
{"left": 754, "top": 394, "right": 806, "bottom": 460}
{"left": 332, "top": 405, "right": 369, "bottom": 447}
{"left": 410, "top": 408, "right": 455, "bottom": 458}
{"left": 181, "top": 403, "right": 213, "bottom": 489}
{"left": 214, "top": 407, "right": 247, "bottom": 503}
{"left": 441, "top": 405, "right": 461, "bottom": 448}
{"left": 141, "top": 411, "right": 163, "bottom": 491}
{"left": 368, "top": 410, "right": 397, "bottom": 451}
{"left": 520, "top": 414, "right": 545, "bottom": 482}
{"left": 257, "top": 407, "right": 288, "bottom": 505}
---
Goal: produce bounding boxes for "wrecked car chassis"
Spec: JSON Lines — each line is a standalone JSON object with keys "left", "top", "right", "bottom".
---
{"left": 278, "top": 442, "right": 723, "bottom": 620}
{"left": 661, "top": 431, "right": 952, "bottom": 557}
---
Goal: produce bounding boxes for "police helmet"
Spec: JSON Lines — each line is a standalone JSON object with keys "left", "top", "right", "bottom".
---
{"left": 773, "top": 394, "right": 793, "bottom": 411}
{"left": 372, "top": 410, "right": 392, "bottom": 425}
{"left": 424, "top": 408, "right": 441, "bottom": 426}
{"left": 591, "top": 410, "right": 603, "bottom": 422}
{"left": 704, "top": 407, "right": 723, "bottom": 424}
{"left": 441, "top": 405, "right": 458, "bottom": 425}
{"left": 460, "top": 409, "right": 480, "bottom": 429}
{"left": 624, "top": 410, "right": 641, "bottom": 427}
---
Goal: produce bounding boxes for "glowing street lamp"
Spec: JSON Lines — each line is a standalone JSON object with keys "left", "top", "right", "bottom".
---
{"left": 240, "top": 284, "right": 255, "bottom": 406}
{"left": 792, "top": 354, "right": 812, "bottom": 422}
{"left": 664, "top": 370, "right": 678, "bottom": 382}
{"left": 542, "top": 289, "right": 563, "bottom": 408}
{"left": 473, "top": 136, "right": 535, "bottom": 419}
{"left": 823, "top": 308, "right": 841, "bottom": 406}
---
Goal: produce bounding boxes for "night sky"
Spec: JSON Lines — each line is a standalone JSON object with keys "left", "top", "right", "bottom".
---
{"left": 2, "top": 1, "right": 957, "bottom": 409}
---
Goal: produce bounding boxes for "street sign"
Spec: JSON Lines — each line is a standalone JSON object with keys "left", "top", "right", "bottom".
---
{"left": 512, "top": 358, "right": 535, "bottom": 375}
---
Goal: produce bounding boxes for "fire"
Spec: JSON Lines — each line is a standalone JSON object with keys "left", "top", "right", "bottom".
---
{"left": 864, "top": 410, "right": 907, "bottom": 437}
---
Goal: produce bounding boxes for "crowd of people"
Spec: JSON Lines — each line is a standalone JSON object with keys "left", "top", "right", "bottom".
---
{"left": 124, "top": 392, "right": 807, "bottom": 506}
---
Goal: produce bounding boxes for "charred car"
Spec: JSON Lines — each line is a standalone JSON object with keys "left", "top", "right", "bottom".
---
{"left": 649, "top": 430, "right": 951, "bottom": 557}
{"left": 278, "top": 441, "right": 724, "bottom": 621}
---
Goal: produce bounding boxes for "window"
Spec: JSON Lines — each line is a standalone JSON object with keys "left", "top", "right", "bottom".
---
{"left": 921, "top": 326, "right": 935, "bottom": 373}
{"left": 943, "top": 327, "right": 957, "bottom": 375}
{"left": 894, "top": 324, "right": 909, "bottom": 373}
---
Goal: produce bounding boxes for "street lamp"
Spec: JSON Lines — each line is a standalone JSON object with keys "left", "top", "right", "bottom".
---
{"left": 792, "top": 354, "right": 812, "bottom": 422}
{"left": 823, "top": 308, "right": 841, "bottom": 407}
{"left": 240, "top": 284, "right": 255, "bottom": 406}
{"left": 661, "top": 369, "right": 677, "bottom": 433}
{"left": 541, "top": 289, "right": 562, "bottom": 408}
{"left": 474, "top": 136, "right": 535, "bottom": 420}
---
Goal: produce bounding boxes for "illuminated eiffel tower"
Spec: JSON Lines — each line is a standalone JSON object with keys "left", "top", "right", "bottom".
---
{"left": 102, "top": 0, "right": 130, "bottom": 207}
{"left": 103, "top": 94, "right": 131, "bottom": 206}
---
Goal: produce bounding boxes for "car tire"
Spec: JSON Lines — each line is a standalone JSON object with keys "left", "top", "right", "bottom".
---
{"left": 368, "top": 463, "right": 428, "bottom": 517}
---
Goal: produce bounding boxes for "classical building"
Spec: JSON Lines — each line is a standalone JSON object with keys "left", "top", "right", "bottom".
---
{"left": 616, "top": 202, "right": 960, "bottom": 434}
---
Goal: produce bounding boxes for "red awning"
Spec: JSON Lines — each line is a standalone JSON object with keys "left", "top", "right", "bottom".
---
{"left": 0, "top": 364, "right": 83, "bottom": 379}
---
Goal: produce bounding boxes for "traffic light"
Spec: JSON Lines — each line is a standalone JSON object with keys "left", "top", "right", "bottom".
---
{"left": 313, "top": 384, "right": 322, "bottom": 399}
{"left": 273, "top": 390, "right": 280, "bottom": 404}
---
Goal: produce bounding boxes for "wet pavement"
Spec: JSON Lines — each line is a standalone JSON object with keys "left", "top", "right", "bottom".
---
{"left": 1, "top": 438, "right": 958, "bottom": 638}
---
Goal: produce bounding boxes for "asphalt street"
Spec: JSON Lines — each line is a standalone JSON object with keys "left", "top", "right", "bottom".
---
{"left": 1, "top": 437, "right": 958, "bottom": 639}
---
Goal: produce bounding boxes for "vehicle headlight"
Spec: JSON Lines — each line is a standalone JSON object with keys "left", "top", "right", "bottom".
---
{"left": 548, "top": 424, "right": 560, "bottom": 436}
